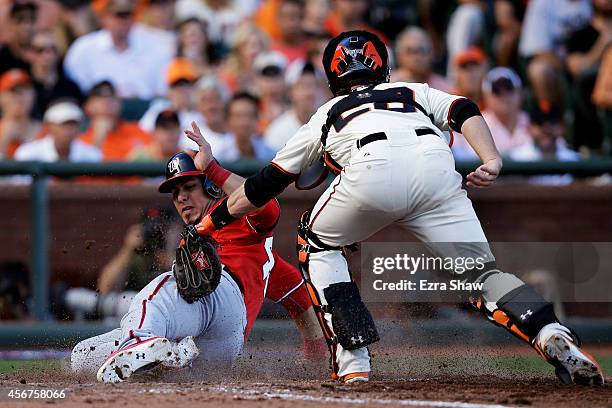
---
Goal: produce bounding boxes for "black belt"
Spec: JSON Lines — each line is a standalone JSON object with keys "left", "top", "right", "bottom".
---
{"left": 356, "top": 128, "right": 438, "bottom": 149}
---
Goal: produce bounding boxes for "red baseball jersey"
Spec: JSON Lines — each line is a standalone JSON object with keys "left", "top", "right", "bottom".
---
{"left": 209, "top": 199, "right": 307, "bottom": 338}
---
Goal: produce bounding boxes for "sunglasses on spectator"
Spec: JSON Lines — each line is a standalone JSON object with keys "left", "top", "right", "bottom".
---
{"left": 403, "top": 46, "right": 429, "bottom": 55}
{"left": 113, "top": 11, "right": 133, "bottom": 19}
{"left": 31, "top": 45, "right": 57, "bottom": 54}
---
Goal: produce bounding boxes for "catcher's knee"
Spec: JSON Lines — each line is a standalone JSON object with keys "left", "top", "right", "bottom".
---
{"left": 468, "top": 266, "right": 557, "bottom": 343}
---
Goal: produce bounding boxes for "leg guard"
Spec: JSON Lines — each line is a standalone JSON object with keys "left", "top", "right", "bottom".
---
{"left": 297, "top": 210, "right": 378, "bottom": 378}
{"left": 324, "top": 282, "right": 380, "bottom": 350}
{"left": 468, "top": 267, "right": 557, "bottom": 345}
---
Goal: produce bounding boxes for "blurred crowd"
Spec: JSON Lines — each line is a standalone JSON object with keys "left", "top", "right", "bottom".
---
{"left": 0, "top": 0, "right": 611, "bottom": 174}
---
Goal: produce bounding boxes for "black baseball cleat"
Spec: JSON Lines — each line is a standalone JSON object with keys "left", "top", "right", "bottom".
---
{"left": 534, "top": 323, "right": 604, "bottom": 385}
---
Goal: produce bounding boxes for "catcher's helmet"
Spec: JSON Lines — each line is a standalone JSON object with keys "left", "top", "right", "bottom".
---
{"left": 322, "top": 30, "right": 389, "bottom": 96}
{"left": 158, "top": 152, "right": 223, "bottom": 199}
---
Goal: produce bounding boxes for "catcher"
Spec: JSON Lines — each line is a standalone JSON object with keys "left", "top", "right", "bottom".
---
{"left": 193, "top": 30, "right": 604, "bottom": 385}
{"left": 71, "top": 128, "right": 324, "bottom": 383}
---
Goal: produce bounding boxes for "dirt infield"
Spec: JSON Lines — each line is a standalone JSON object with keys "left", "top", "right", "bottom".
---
{"left": 1, "top": 345, "right": 610, "bottom": 408}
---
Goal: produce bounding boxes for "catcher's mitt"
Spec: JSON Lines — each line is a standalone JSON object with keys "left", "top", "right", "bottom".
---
{"left": 174, "top": 225, "right": 222, "bottom": 303}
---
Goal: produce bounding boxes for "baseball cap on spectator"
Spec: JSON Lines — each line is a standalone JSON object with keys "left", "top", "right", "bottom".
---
{"left": 285, "top": 60, "right": 317, "bottom": 86}
{"left": 529, "top": 101, "right": 562, "bottom": 126}
{"left": 92, "top": 0, "right": 135, "bottom": 16}
{"left": 155, "top": 109, "right": 180, "bottom": 128}
{"left": 10, "top": 0, "right": 37, "bottom": 18}
{"left": 0, "top": 69, "right": 31, "bottom": 92}
{"left": 254, "top": 51, "right": 287, "bottom": 76}
{"left": 43, "top": 102, "right": 84, "bottom": 124}
{"left": 166, "top": 58, "right": 199, "bottom": 86}
{"left": 455, "top": 47, "right": 486, "bottom": 67}
{"left": 88, "top": 80, "right": 116, "bottom": 98}
{"left": 483, "top": 67, "right": 522, "bottom": 95}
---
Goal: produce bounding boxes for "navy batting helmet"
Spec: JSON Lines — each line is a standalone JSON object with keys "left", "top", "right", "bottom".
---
{"left": 158, "top": 152, "right": 223, "bottom": 199}
{"left": 322, "top": 30, "right": 390, "bottom": 96}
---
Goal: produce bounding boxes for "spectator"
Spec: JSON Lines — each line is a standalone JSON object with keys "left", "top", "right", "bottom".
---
{"left": 139, "top": 58, "right": 204, "bottom": 137}
{"left": 519, "top": 0, "right": 592, "bottom": 108}
{"left": 130, "top": 109, "right": 181, "bottom": 161}
{"left": 324, "top": 0, "right": 388, "bottom": 42}
{"left": 219, "top": 23, "right": 269, "bottom": 93}
{"left": 510, "top": 103, "right": 580, "bottom": 162}
{"left": 264, "top": 61, "right": 321, "bottom": 151}
{"left": 445, "top": 0, "right": 485, "bottom": 77}
{"left": 64, "top": 0, "right": 174, "bottom": 99}
{"left": 193, "top": 75, "right": 233, "bottom": 158}
{"left": 138, "top": 0, "right": 176, "bottom": 31}
{"left": 253, "top": 51, "right": 288, "bottom": 132}
{"left": 391, "top": 26, "right": 452, "bottom": 92}
{"left": 565, "top": 0, "right": 612, "bottom": 152}
{"left": 0, "top": 261, "right": 30, "bottom": 320}
{"left": 509, "top": 103, "right": 580, "bottom": 185}
{"left": 453, "top": 47, "right": 487, "bottom": 109}
{"left": 452, "top": 67, "right": 531, "bottom": 159}
{"left": 134, "top": 0, "right": 177, "bottom": 54}
{"left": 224, "top": 92, "right": 276, "bottom": 161}
{"left": 27, "top": 31, "right": 83, "bottom": 120}
{"left": 61, "top": 205, "right": 180, "bottom": 319}
{"left": 303, "top": 0, "right": 330, "bottom": 37}
{"left": 0, "top": 1, "right": 37, "bottom": 75}
{"left": 79, "top": 80, "right": 152, "bottom": 161}
{"left": 0, "top": 69, "right": 40, "bottom": 159}
{"left": 14, "top": 101, "right": 101, "bottom": 161}
{"left": 492, "top": 0, "right": 525, "bottom": 67}
{"left": 176, "top": 17, "right": 216, "bottom": 76}
{"left": 271, "top": 0, "right": 309, "bottom": 63}
{"left": 175, "top": 0, "right": 250, "bottom": 48}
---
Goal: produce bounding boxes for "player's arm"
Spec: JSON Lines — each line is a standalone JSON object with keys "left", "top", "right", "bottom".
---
{"left": 196, "top": 123, "right": 321, "bottom": 234}
{"left": 184, "top": 122, "right": 245, "bottom": 194}
{"left": 460, "top": 116, "right": 503, "bottom": 188}
{"left": 424, "top": 85, "right": 502, "bottom": 188}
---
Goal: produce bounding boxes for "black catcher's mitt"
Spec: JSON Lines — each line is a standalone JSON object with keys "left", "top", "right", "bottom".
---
{"left": 174, "top": 225, "right": 222, "bottom": 303}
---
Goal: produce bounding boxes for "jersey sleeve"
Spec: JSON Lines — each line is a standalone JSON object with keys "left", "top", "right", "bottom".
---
{"left": 421, "top": 84, "right": 465, "bottom": 131}
{"left": 270, "top": 121, "right": 323, "bottom": 175}
{"left": 245, "top": 199, "right": 281, "bottom": 233}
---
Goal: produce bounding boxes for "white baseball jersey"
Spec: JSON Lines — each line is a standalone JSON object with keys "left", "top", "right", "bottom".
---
{"left": 272, "top": 82, "right": 464, "bottom": 174}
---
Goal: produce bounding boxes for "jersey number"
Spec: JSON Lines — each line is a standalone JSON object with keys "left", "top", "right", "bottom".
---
{"left": 332, "top": 87, "right": 417, "bottom": 132}
{"left": 262, "top": 236, "right": 275, "bottom": 296}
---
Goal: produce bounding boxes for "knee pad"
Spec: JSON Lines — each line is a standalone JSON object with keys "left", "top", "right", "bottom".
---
{"left": 323, "top": 282, "right": 380, "bottom": 350}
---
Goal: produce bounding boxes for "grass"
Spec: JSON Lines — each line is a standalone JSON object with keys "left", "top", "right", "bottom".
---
{"left": 0, "top": 359, "right": 63, "bottom": 374}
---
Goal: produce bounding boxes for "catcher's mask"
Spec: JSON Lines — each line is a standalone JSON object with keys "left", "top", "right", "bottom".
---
{"left": 158, "top": 152, "right": 223, "bottom": 199}
{"left": 322, "top": 30, "right": 390, "bottom": 96}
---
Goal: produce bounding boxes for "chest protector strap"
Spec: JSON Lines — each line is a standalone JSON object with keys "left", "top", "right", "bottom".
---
{"left": 320, "top": 86, "right": 433, "bottom": 173}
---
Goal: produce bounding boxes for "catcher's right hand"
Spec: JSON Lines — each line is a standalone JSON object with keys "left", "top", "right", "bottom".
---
{"left": 174, "top": 225, "right": 222, "bottom": 303}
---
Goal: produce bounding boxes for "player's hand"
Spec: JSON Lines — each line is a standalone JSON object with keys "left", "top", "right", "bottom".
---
{"left": 184, "top": 121, "right": 214, "bottom": 171}
{"left": 466, "top": 157, "right": 502, "bottom": 188}
{"left": 124, "top": 224, "right": 144, "bottom": 251}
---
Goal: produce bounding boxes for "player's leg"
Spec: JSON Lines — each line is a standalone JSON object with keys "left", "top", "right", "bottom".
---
{"left": 98, "top": 270, "right": 246, "bottom": 382}
{"left": 188, "top": 271, "right": 247, "bottom": 376}
{"left": 400, "top": 141, "right": 603, "bottom": 385}
{"left": 265, "top": 254, "right": 326, "bottom": 362}
{"left": 71, "top": 328, "right": 122, "bottom": 374}
{"left": 298, "top": 160, "right": 400, "bottom": 382}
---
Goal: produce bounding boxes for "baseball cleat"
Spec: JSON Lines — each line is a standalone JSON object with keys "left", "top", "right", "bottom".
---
{"left": 97, "top": 337, "right": 173, "bottom": 383}
{"left": 534, "top": 323, "right": 604, "bottom": 385}
{"left": 162, "top": 336, "right": 200, "bottom": 368}
{"left": 340, "top": 372, "right": 369, "bottom": 384}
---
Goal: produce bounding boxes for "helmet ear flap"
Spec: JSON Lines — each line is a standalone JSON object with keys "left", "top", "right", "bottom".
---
{"left": 202, "top": 177, "right": 223, "bottom": 199}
